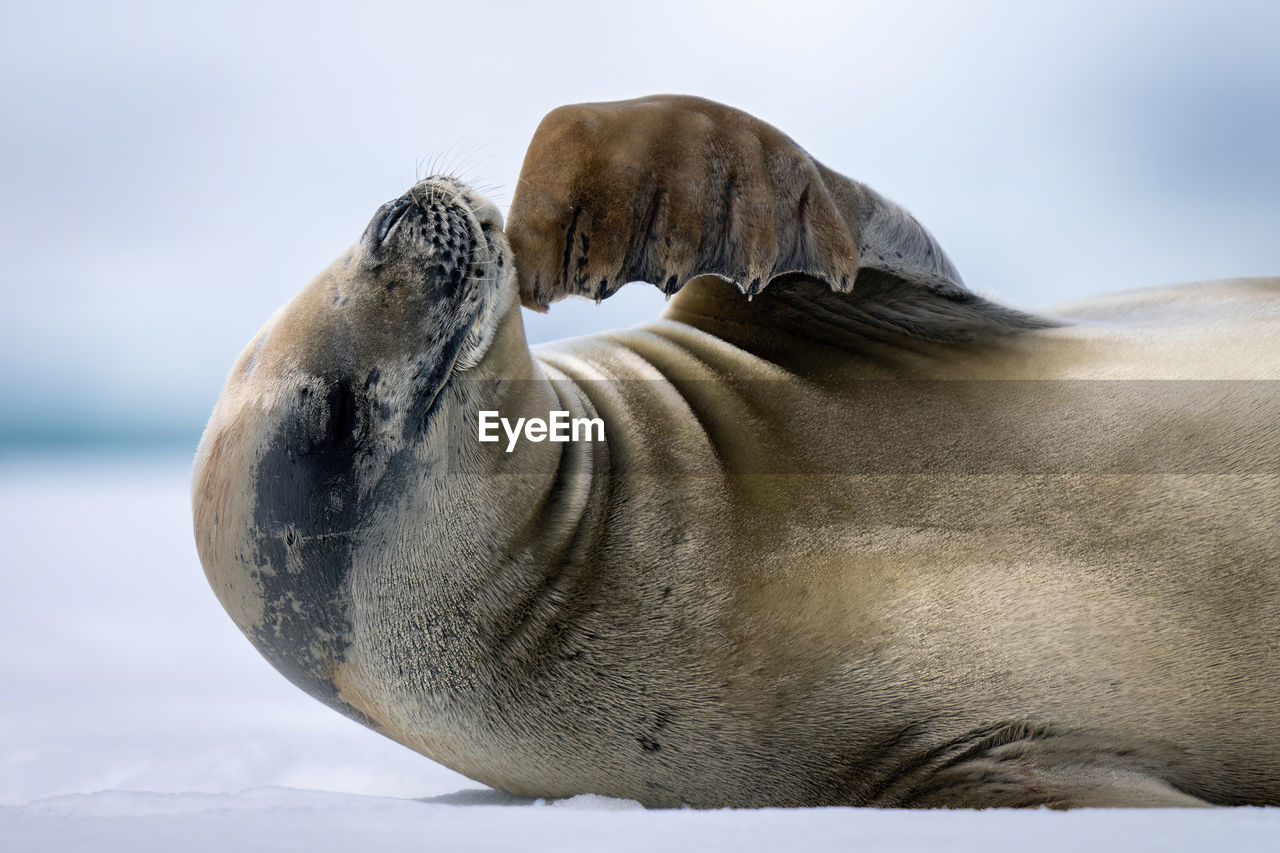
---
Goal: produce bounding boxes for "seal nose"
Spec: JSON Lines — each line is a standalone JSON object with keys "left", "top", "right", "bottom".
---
{"left": 371, "top": 197, "right": 416, "bottom": 247}
{"left": 360, "top": 182, "right": 480, "bottom": 294}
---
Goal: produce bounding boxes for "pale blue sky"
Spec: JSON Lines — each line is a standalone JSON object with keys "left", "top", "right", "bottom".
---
{"left": 2, "top": 0, "right": 1278, "bottom": 444}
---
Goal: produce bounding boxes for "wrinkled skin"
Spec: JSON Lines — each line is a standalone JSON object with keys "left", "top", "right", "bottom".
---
{"left": 194, "top": 96, "right": 1279, "bottom": 809}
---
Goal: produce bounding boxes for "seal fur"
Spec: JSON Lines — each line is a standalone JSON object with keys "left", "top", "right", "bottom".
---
{"left": 193, "top": 95, "right": 1279, "bottom": 809}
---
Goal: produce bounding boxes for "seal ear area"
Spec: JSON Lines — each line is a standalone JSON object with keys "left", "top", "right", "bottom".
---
{"left": 506, "top": 94, "right": 862, "bottom": 310}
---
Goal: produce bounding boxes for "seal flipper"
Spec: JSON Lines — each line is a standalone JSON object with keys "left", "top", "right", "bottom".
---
{"left": 867, "top": 722, "right": 1215, "bottom": 809}
{"left": 900, "top": 763, "right": 1214, "bottom": 809}
{"left": 506, "top": 94, "right": 1052, "bottom": 342}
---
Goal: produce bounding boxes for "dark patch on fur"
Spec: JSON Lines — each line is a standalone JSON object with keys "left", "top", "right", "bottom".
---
{"left": 403, "top": 325, "right": 472, "bottom": 441}
{"left": 251, "top": 375, "right": 374, "bottom": 723}
{"left": 561, "top": 206, "right": 582, "bottom": 291}
{"left": 247, "top": 187, "right": 483, "bottom": 725}
{"left": 622, "top": 184, "right": 666, "bottom": 289}
{"left": 703, "top": 172, "right": 740, "bottom": 279}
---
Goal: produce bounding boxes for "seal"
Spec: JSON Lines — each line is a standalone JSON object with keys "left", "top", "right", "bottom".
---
{"left": 193, "top": 95, "right": 1280, "bottom": 808}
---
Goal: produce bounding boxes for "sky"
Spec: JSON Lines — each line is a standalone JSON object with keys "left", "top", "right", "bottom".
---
{"left": 2, "top": 0, "right": 1278, "bottom": 445}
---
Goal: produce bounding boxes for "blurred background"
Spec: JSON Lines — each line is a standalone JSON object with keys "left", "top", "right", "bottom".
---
{"left": 1, "top": 0, "right": 1277, "bottom": 806}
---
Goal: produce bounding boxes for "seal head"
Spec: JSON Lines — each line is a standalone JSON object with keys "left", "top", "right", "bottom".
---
{"left": 193, "top": 175, "right": 515, "bottom": 721}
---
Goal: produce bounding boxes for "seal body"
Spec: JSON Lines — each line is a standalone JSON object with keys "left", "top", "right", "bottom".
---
{"left": 193, "top": 98, "right": 1279, "bottom": 809}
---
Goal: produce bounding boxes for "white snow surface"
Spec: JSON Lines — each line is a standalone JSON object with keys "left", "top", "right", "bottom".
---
{"left": 1, "top": 455, "right": 1277, "bottom": 851}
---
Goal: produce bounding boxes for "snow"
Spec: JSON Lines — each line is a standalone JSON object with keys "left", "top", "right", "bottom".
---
{"left": 1, "top": 453, "right": 1277, "bottom": 851}
{"left": 6, "top": 789, "right": 1280, "bottom": 853}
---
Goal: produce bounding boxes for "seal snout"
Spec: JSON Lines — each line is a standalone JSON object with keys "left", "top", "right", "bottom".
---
{"left": 366, "top": 176, "right": 501, "bottom": 252}
{"left": 322, "top": 175, "right": 514, "bottom": 381}
{"left": 357, "top": 176, "right": 513, "bottom": 305}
